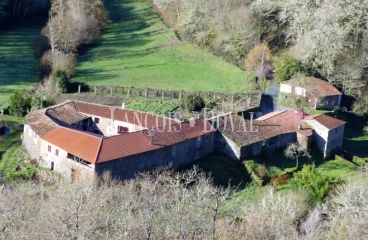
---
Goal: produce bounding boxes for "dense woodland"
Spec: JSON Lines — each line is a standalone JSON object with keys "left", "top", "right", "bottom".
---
{"left": 0, "top": 167, "right": 367, "bottom": 239}
{"left": 0, "top": 0, "right": 49, "bottom": 26}
{"left": 151, "top": 0, "right": 368, "bottom": 115}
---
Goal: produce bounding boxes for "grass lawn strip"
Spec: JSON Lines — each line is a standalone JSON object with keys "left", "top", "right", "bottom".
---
{"left": 0, "top": 138, "right": 21, "bottom": 177}
{"left": 73, "top": 0, "right": 254, "bottom": 92}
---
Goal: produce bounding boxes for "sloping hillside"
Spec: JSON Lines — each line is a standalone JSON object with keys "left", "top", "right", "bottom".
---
{"left": 72, "top": 0, "right": 255, "bottom": 92}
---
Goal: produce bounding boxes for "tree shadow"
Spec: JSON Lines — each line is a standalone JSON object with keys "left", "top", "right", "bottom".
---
{"left": 198, "top": 153, "right": 251, "bottom": 189}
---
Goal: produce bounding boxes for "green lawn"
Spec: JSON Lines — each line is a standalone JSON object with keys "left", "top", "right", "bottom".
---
{"left": 0, "top": 26, "right": 42, "bottom": 109}
{"left": 72, "top": 0, "right": 254, "bottom": 92}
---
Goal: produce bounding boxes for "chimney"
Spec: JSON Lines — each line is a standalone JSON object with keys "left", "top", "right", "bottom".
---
{"left": 122, "top": 102, "right": 126, "bottom": 109}
{"left": 250, "top": 112, "right": 254, "bottom": 131}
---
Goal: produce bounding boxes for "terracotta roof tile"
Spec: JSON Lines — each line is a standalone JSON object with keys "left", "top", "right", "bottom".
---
{"left": 283, "top": 77, "right": 341, "bottom": 97}
{"left": 74, "top": 101, "right": 172, "bottom": 129}
{"left": 96, "top": 119, "right": 215, "bottom": 163}
{"left": 304, "top": 114, "right": 346, "bottom": 130}
{"left": 42, "top": 127, "right": 103, "bottom": 163}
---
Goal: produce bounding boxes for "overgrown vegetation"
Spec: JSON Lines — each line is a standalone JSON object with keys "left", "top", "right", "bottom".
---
{"left": 289, "top": 163, "right": 338, "bottom": 204}
{"left": 179, "top": 94, "right": 205, "bottom": 112}
{"left": 127, "top": 100, "right": 178, "bottom": 115}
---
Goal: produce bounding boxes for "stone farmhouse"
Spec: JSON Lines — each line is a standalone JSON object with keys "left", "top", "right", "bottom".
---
{"left": 23, "top": 101, "right": 345, "bottom": 182}
{"left": 23, "top": 101, "right": 215, "bottom": 182}
{"left": 280, "top": 77, "right": 342, "bottom": 109}
{"left": 212, "top": 110, "right": 345, "bottom": 159}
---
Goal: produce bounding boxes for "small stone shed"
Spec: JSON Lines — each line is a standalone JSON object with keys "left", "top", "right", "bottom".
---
{"left": 280, "top": 77, "right": 342, "bottom": 109}
{"left": 302, "top": 114, "right": 346, "bottom": 158}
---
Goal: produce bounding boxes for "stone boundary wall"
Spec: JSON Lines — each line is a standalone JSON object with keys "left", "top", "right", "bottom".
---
{"left": 75, "top": 84, "right": 263, "bottom": 113}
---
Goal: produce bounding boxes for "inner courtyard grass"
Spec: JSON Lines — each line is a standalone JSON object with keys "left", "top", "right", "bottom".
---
{"left": 0, "top": 26, "right": 42, "bottom": 109}
{"left": 72, "top": 0, "right": 254, "bottom": 92}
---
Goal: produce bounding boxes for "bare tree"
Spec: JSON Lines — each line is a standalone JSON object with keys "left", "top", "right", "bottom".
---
{"left": 284, "top": 143, "right": 311, "bottom": 169}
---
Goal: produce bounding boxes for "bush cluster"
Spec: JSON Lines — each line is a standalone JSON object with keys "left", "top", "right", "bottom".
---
{"left": 179, "top": 94, "right": 205, "bottom": 112}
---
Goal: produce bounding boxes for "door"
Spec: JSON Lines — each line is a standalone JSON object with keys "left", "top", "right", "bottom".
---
{"left": 71, "top": 169, "right": 81, "bottom": 183}
{"left": 51, "top": 161, "right": 54, "bottom": 170}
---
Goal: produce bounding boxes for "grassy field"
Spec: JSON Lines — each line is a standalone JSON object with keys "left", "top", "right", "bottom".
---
{"left": 0, "top": 26, "right": 42, "bottom": 109}
{"left": 72, "top": 0, "right": 254, "bottom": 92}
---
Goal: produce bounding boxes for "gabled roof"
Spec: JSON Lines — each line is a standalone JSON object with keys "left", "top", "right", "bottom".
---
{"left": 255, "top": 111, "right": 313, "bottom": 137}
{"left": 42, "top": 127, "right": 103, "bottom": 163}
{"left": 282, "top": 77, "right": 341, "bottom": 97}
{"left": 304, "top": 114, "right": 346, "bottom": 130}
{"left": 41, "top": 119, "right": 215, "bottom": 164}
{"left": 216, "top": 114, "right": 280, "bottom": 146}
{"left": 25, "top": 100, "right": 173, "bottom": 136}
{"left": 74, "top": 101, "right": 172, "bottom": 129}
{"left": 96, "top": 119, "right": 215, "bottom": 163}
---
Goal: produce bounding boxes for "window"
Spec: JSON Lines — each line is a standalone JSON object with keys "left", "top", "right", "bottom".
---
{"left": 119, "top": 157, "right": 124, "bottom": 163}
{"left": 335, "top": 128, "right": 338, "bottom": 134}
{"left": 48, "top": 145, "right": 51, "bottom": 152}
{"left": 136, "top": 154, "right": 141, "bottom": 159}
{"left": 186, "top": 140, "right": 191, "bottom": 146}
{"left": 55, "top": 149, "right": 59, "bottom": 156}
{"left": 197, "top": 137, "right": 201, "bottom": 142}
{"left": 118, "top": 126, "right": 129, "bottom": 134}
{"left": 172, "top": 145, "right": 177, "bottom": 152}
{"left": 51, "top": 161, "right": 54, "bottom": 170}
{"left": 94, "top": 129, "right": 100, "bottom": 134}
{"left": 94, "top": 117, "right": 100, "bottom": 124}
{"left": 206, "top": 134, "right": 210, "bottom": 140}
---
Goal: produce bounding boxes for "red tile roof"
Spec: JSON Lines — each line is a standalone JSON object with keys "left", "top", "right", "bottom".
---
{"left": 42, "top": 127, "right": 103, "bottom": 163}
{"left": 41, "top": 119, "right": 215, "bottom": 164}
{"left": 74, "top": 101, "right": 172, "bottom": 129}
{"left": 256, "top": 111, "right": 313, "bottom": 137}
{"left": 282, "top": 77, "right": 341, "bottom": 97}
{"left": 304, "top": 114, "right": 345, "bottom": 130}
{"left": 96, "top": 119, "right": 215, "bottom": 163}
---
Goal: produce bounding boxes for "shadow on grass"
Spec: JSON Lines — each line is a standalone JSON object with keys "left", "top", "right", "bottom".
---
{"left": 197, "top": 153, "right": 251, "bottom": 189}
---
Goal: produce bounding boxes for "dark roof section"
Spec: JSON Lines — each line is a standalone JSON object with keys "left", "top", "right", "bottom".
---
{"left": 216, "top": 114, "right": 279, "bottom": 146}
{"left": 25, "top": 102, "right": 68, "bottom": 136}
{"left": 42, "top": 127, "right": 103, "bottom": 164}
{"left": 46, "top": 101, "right": 89, "bottom": 125}
{"left": 74, "top": 101, "right": 172, "bottom": 129}
{"left": 304, "top": 114, "right": 346, "bottom": 130}
{"left": 96, "top": 119, "right": 215, "bottom": 163}
{"left": 282, "top": 77, "right": 341, "bottom": 97}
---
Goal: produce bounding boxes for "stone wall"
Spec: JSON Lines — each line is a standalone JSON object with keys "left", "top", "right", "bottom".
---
{"left": 215, "top": 133, "right": 241, "bottom": 160}
{"left": 326, "top": 124, "right": 345, "bottom": 156}
{"left": 304, "top": 120, "right": 330, "bottom": 157}
{"left": 40, "top": 139, "right": 95, "bottom": 182}
{"left": 95, "top": 132, "right": 216, "bottom": 180}
{"left": 22, "top": 124, "right": 41, "bottom": 161}
{"left": 316, "top": 95, "right": 341, "bottom": 109}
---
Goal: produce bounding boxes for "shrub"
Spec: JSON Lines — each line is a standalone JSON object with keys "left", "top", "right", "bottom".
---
{"left": 179, "top": 94, "right": 205, "bottom": 112}
{"left": 289, "top": 163, "right": 338, "bottom": 204}
{"left": 52, "top": 69, "right": 69, "bottom": 93}
{"left": 127, "top": 100, "right": 178, "bottom": 115}
{"left": 9, "top": 90, "right": 31, "bottom": 117}
{"left": 274, "top": 54, "right": 305, "bottom": 83}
